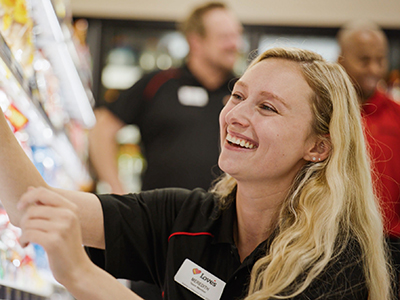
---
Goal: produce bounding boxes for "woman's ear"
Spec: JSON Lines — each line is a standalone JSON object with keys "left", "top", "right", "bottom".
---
{"left": 304, "top": 137, "right": 331, "bottom": 163}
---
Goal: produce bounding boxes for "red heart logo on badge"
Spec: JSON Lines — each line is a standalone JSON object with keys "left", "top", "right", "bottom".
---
{"left": 192, "top": 268, "right": 201, "bottom": 275}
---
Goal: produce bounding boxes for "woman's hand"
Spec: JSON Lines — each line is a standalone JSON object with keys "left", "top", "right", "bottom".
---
{"left": 17, "top": 186, "right": 92, "bottom": 286}
{"left": 17, "top": 186, "right": 144, "bottom": 300}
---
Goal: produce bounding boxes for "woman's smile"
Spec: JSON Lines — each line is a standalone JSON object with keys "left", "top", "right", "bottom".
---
{"left": 226, "top": 133, "right": 258, "bottom": 149}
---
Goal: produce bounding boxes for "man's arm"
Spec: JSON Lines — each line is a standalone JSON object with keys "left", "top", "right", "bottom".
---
{"left": 0, "top": 108, "right": 105, "bottom": 249}
{"left": 88, "top": 107, "right": 126, "bottom": 194}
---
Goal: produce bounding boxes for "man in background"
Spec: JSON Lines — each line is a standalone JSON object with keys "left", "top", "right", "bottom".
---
{"left": 337, "top": 20, "right": 400, "bottom": 297}
{"left": 88, "top": 2, "right": 243, "bottom": 299}
{"left": 89, "top": 2, "right": 243, "bottom": 194}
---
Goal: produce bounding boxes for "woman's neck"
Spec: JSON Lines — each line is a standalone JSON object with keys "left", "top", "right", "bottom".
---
{"left": 234, "top": 184, "right": 286, "bottom": 262}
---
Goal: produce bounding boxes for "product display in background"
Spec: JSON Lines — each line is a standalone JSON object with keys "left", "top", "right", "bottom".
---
{"left": 30, "top": 0, "right": 95, "bottom": 128}
{"left": 116, "top": 125, "right": 145, "bottom": 193}
{"left": 95, "top": 125, "right": 145, "bottom": 194}
{"left": 0, "top": 206, "right": 73, "bottom": 299}
{"left": 0, "top": 0, "right": 95, "bottom": 298}
{"left": 0, "top": 207, "right": 52, "bottom": 297}
{"left": 0, "top": 0, "right": 35, "bottom": 77}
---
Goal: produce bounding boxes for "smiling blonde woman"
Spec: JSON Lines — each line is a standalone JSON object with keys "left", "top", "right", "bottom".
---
{"left": 214, "top": 47, "right": 392, "bottom": 299}
{"left": 0, "top": 47, "right": 392, "bottom": 300}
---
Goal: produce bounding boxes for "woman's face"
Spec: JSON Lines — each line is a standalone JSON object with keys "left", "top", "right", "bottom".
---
{"left": 219, "top": 58, "right": 317, "bottom": 187}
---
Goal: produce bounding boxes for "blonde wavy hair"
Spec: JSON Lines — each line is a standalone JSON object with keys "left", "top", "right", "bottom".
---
{"left": 211, "top": 47, "right": 392, "bottom": 299}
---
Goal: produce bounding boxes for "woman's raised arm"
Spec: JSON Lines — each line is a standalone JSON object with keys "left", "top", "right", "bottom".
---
{"left": 0, "top": 108, "right": 105, "bottom": 249}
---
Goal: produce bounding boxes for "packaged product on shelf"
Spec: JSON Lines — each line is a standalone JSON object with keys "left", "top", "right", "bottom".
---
{"left": 0, "top": 88, "right": 28, "bottom": 133}
{"left": 31, "top": 145, "right": 71, "bottom": 188}
{"left": 0, "top": 0, "right": 93, "bottom": 298}
{"left": 0, "top": 207, "right": 53, "bottom": 297}
{"left": 33, "top": 49, "right": 68, "bottom": 130}
{"left": 3, "top": 103, "right": 28, "bottom": 131}
{"left": 0, "top": 0, "right": 35, "bottom": 77}
{"left": 71, "top": 18, "right": 93, "bottom": 93}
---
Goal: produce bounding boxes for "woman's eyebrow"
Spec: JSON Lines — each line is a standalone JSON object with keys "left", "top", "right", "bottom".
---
{"left": 260, "top": 91, "right": 290, "bottom": 109}
{"left": 233, "top": 80, "right": 247, "bottom": 90}
{"left": 235, "top": 80, "right": 289, "bottom": 108}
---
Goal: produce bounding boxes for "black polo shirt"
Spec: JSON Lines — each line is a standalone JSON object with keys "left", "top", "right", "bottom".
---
{"left": 106, "top": 66, "right": 234, "bottom": 191}
{"left": 87, "top": 188, "right": 368, "bottom": 300}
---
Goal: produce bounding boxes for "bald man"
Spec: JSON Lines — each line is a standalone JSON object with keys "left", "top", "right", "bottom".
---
{"left": 338, "top": 21, "right": 400, "bottom": 296}
{"left": 337, "top": 21, "right": 388, "bottom": 102}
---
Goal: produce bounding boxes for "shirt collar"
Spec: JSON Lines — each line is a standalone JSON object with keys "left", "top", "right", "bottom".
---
{"left": 362, "top": 89, "right": 389, "bottom": 115}
{"left": 211, "top": 200, "right": 236, "bottom": 245}
{"left": 211, "top": 195, "right": 276, "bottom": 255}
{"left": 181, "top": 63, "right": 237, "bottom": 93}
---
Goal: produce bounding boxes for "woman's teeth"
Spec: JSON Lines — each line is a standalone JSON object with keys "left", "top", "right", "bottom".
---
{"left": 226, "top": 133, "right": 256, "bottom": 149}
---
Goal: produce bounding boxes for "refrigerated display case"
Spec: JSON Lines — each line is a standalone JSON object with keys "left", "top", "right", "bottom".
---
{"left": 93, "top": 20, "right": 250, "bottom": 106}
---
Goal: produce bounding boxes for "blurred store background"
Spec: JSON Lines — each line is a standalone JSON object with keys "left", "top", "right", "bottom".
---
{"left": 0, "top": 0, "right": 399, "bottom": 298}
{"left": 77, "top": 0, "right": 400, "bottom": 107}
{"left": 76, "top": 0, "right": 400, "bottom": 194}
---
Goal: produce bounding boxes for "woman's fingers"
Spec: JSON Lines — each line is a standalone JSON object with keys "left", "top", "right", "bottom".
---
{"left": 19, "top": 204, "right": 53, "bottom": 224}
{"left": 17, "top": 186, "right": 78, "bottom": 212}
{"left": 17, "top": 187, "right": 90, "bottom": 285}
{"left": 18, "top": 187, "right": 82, "bottom": 249}
{"left": 19, "top": 223, "right": 50, "bottom": 248}
{"left": 20, "top": 223, "right": 73, "bottom": 252}
{"left": 20, "top": 205, "right": 81, "bottom": 242}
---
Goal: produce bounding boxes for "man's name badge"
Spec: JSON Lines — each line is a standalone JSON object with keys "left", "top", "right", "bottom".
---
{"left": 174, "top": 258, "right": 226, "bottom": 300}
{"left": 178, "top": 86, "right": 209, "bottom": 107}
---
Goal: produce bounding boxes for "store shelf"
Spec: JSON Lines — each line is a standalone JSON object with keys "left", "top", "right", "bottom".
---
{"left": 0, "top": 207, "right": 71, "bottom": 300}
{"left": 30, "top": 0, "right": 96, "bottom": 128}
{"left": 0, "top": 32, "right": 92, "bottom": 189}
{"left": 0, "top": 33, "right": 54, "bottom": 133}
{"left": 0, "top": 0, "right": 94, "bottom": 298}
{"left": 0, "top": 279, "right": 53, "bottom": 298}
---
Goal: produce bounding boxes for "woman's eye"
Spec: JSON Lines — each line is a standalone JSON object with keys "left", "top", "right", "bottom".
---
{"left": 260, "top": 104, "right": 277, "bottom": 113}
{"left": 231, "top": 93, "right": 244, "bottom": 101}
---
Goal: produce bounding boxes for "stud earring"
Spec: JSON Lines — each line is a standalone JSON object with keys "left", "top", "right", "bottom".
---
{"left": 318, "top": 158, "right": 321, "bottom": 161}
{"left": 312, "top": 157, "right": 316, "bottom": 161}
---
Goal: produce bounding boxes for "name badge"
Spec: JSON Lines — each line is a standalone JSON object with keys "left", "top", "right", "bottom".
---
{"left": 178, "top": 86, "right": 209, "bottom": 107}
{"left": 174, "top": 258, "right": 226, "bottom": 300}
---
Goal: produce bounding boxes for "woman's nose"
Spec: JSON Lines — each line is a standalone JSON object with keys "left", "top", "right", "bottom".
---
{"left": 225, "top": 101, "right": 251, "bottom": 127}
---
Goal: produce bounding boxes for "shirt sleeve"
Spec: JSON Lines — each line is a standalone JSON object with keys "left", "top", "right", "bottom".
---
{"left": 86, "top": 188, "right": 191, "bottom": 285}
{"left": 106, "top": 70, "right": 158, "bottom": 125}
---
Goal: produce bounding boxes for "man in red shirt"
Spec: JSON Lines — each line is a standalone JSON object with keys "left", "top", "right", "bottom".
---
{"left": 338, "top": 20, "right": 400, "bottom": 295}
